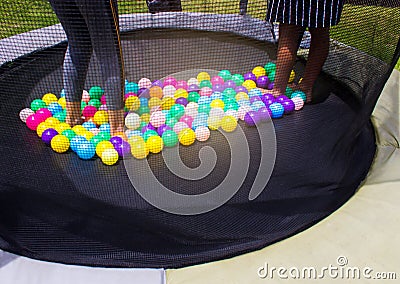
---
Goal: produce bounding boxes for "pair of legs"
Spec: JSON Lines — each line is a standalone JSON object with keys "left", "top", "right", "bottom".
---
{"left": 271, "top": 24, "right": 330, "bottom": 103}
{"left": 49, "top": 0, "right": 125, "bottom": 135}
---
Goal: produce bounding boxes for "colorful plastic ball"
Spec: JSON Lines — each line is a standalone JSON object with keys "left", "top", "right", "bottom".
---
{"left": 237, "top": 99, "right": 251, "bottom": 108}
{"left": 173, "top": 122, "right": 189, "bottom": 135}
{"left": 248, "top": 88, "right": 263, "bottom": 97}
{"left": 169, "top": 104, "right": 185, "bottom": 119}
{"left": 89, "top": 86, "right": 104, "bottom": 100}
{"left": 292, "top": 97, "right": 305, "bottom": 110}
{"left": 88, "top": 99, "right": 101, "bottom": 109}
{"left": 290, "top": 90, "right": 307, "bottom": 102}
{"left": 57, "top": 97, "right": 66, "bottom": 109}
{"left": 137, "top": 106, "right": 150, "bottom": 116}
{"left": 267, "top": 82, "right": 274, "bottom": 90}
{"left": 220, "top": 115, "right": 238, "bottom": 132}
{"left": 199, "top": 87, "right": 212, "bottom": 97}
{"left": 244, "top": 72, "right": 257, "bottom": 82}
{"left": 210, "top": 99, "right": 225, "bottom": 109}
{"left": 36, "top": 108, "right": 53, "bottom": 121}
{"left": 218, "top": 70, "right": 232, "bottom": 81}
{"left": 76, "top": 140, "right": 96, "bottom": 160}
{"left": 210, "top": 92, "right": 223, "bottom": 101}
{"left": 187, "top": 78, "right": 198, "bottom": 86}
{"left": 125, "top": 96, "right": 141, "bottom": 111}
{"left": 276, "top": 95, "right": 290, "bottom": 103}
{"left": 199, "top": 80, "right": 212, "bottom": 89}
{"left": 146, "top": 135, "right": 164, "bottom": 154}
{"left": 142, "top": 129, "right": 158, "bottom": 142}
{"left": 282, "top": 99, "right": 295, "bottom": 114}
{"left": 62, "top": 129, "right": 76, "bottom": 141}
{"left": 235, "top": 92, "right": 249, "bottom": 101}
{"left": 53, "top": 110, "right": 66, "bottom": 122}
{"left": 285, "top": 86, "right": 293, "bottom": 97}
{"left": 258, "top": 107, "right": 272, "bottom": 122}
{"left": 30, "top": 99, "right": 47, "bottom": 111}
{"left": 222, "top": 88, "right": 236, "bottom": 98}
{"left": 130, "top": 137, "right": 149, "bottom": 159}
{"left": 250, "top": 96, "right": 262, "bottom": 104}
{"left": 139, "top": 97, "right": 149, "bottom": 108}
{"left": 81, "top": 105, "right": 96, "bottom": 118}
{"left": 242, "top": 80, "right": 257, "bottom": 91}
{"left": 207, "top": 116, "right": 221, "bottom": 130}
{"left": 256, "top": 75, "right": 270, "bottom": 89}
{"left": 197, "top": 96, "right": 211, "bottom": 105}
{"left": 156, "top": 124, "right": 171, "bottom": 136}
{"left": 82, "top": 121, "right": 97, "bottom": 131}
{"left": 174, "top": 89, "right": 189, "bottom": 99}
{"left": 36, "top": 122, "right": 49, "bottom": 137}
{"left": 178, "top": 128, "right": 196, "bottom": 146}
{"left": 235, "top": 85, "right": 248, "bottom": 94}
{"left": 238, "top": 105, "right": 252, "bottom": 120}
{"left": 197, "top": 103, "right": 211, "bottom": 114}
{"left": 54, "top": 122, "right": 71, "bottom": 134}
{"left": 288, "top": 70, "right": 296, "bottom": 83}
{"left": 197, "top": 72, "right": 211, "bottom": 82}
{"left": 264, "top": 62, "right": 276, "bottom": 75}
{"left": 269, "top": 102, "right": 285, "bottom": 118}
{"left": 179, "top": 115, "right": 194, "bottom": 128}
{"left": 100, "top": 95, "right": 107, "bottom": 105}
{"left": 114, "top": 140, "right": 131, "bottom": 157}
{"left": 99, "top": 123, "right": 110, "bottom": 133}
{"left": 252, "top": 66, "right": 266, "bottom": 78}
{"left": 175, "top": 80, "right": 188, "bottom": 90}
{"left": 209, "top": 108, "right": 225, "bottom": 120}
{"left": 251, "top": 101, "right": 266, "bottom": 111}
{"left": 81, "top": 131, "right": 94, "bottom": 141}
{"left": 50, "top": 134, "right": 70, "bottom": 153}
{"left": 150, "top": 111, "right": 166, "bottom": 128}
{"left": 244, "top": 111, "right": 259, "bottom": 126}
{"left": 225, "top": 109, "right": 239, "bottom": 120}
{"left": 148, "top": 97, "right": 162, "bottom": 109}
{"left": 70, "top": 135, "right": 87, "bottom": 152}
{"left": 161, "top": 97, "right": 175, "bottom": 110}
{"left": 98, "top": 131, "right": 111, "bottom": 141}
{"left": 125, "top": 92, "right": 137, "bottom": 100}
{"left": 41, "top": 128, "right": 58, "bottom": 144}
{"left": 158, "top": 130, "right": 176, "bottom": 148}
{"left": 96, "top": 140, "right": 114, "bottom": 158}
{"left": 268, "top": 71, "right": 276, "bottom": 81}
{"left": 165, "top": 116, "right": 178, "bottom": 128}
{"left": 137, "top": 78, "right": 151, "bottom": 89}
{"left": 232, "top": 74, "right": 245, "bottom": 86}
{"left": 175, "top": 97, "right": 188, "bottom": 107}
{"left": 26, "top": 114, "right": 42, "bottom": 131}
{"left": 93, "top": 110, "right": 108, "bottom": 125}
{"left": 192, "top": 113, "right": 208, "bottom": 129}
{"left": 125, "top": 82, "right": 139, "bottom": 94}
{"left": 195, "top": 126, "right": 210, "bottom": 142}
{"left": 188, "top": 92, "right": 200, "bottom": 103}
{"left": 140, "top": 113, "right": 151, "bottom": 124}
{"left": 187, "top": 84, "right": 200, "bottom": 92}
{"left": 81, "top": 101, "right": 87, "bottom": 110}
{"left": 19, "top": 108, "right": 34, "bottom": 123}
{"left": 101, "top": 148, "right": 119, "bottom": 165}
{"left": 42, "top": 93, "right": 58, "bottom": 105}
{"left": 48, "top": 103, "right": 63, "bottom": 115}
{"left": 162, "top": 85, "right": 176, "bottom": 97}
{"left": 82, "top": 90, "right": 90, "bottom": 103}
{"left": 163, "top": 77, "right": 178, "bottom": 88}
{"left": 211, "top": 76, "right": 224, "bottom": 86}
{"left": 125, "top": 113, "right": 140, "bottom": 130}
{"left": 138, "top": 87, "right": 149, "bottom": 97}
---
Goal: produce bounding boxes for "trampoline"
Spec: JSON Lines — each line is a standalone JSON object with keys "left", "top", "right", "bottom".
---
{"left": 0, "top": 0, "right": 399, "bottom": 273}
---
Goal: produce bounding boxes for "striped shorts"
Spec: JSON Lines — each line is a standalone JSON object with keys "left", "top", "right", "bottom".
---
{"left": 267, "top": 0, "right": 344, "bottom": 28}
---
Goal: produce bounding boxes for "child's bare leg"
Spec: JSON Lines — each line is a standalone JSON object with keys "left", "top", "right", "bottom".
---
{"left": 108, "top": 108, "right": 125, "bottom": 136}
{"left": 298, "top": 27, "right": 330, "bottom": 103}
{"left": 65, "top": 101, "right": 83, "bottom": 127}
{"left": 271, "top": 24, "right": 304, "bottom": 97}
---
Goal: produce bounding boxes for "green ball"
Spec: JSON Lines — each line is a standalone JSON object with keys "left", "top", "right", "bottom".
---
{"left": 53, "top": 110, "right": 66, "bottom": 122}
{"left": 264, "top": 62, "right": 276, "bottom": 75}
{"left": 223, "top": 96, "right": 236, "bottom": 105}
{"left": 268, "top": 71, "right": 276, "bottom": 81}
{"left": 198, "top": 103, "right": 211, "bottom": 114}
{"left": 231, "top": 74, "right": 244, "bottom": 86}
{"left": 138, "top": 106, "right": 150, "bottom": 116}
{"left": 88, "top": 99, "right": 101, "bottom": 108}
{"left": 188, "top": 91, "right": 200, "bottom": 103}
{"left": 222, "top": 88, "right": 236, "bottom": 98}
{"left": 291, "top": 91, "right": 307, "bottom": 102}
{"left": 90, "top": 134, "right": 104, "bottom": 147}
{"left": 218, "top": 70, "right": 232, "bottom": 81}
{"left": 98, "top": 131, "right": 111, "bottom": 141}
{"left": 125, "top": 82, "right": 139, "bottom": 94}
{"left": 81, "top": 101, "right": 87, "bottom": 110}
{"left": 62, "top": 129, "right": 76, "bottom": 140}
{"left": 285, "top": 86, "right": 293, "bottom": 97}
{"left": 162, "top": 130, "right": 179, "bottom": 147}
{"left": 165, "top": 117, "right": 178, "bottom": 127}
{"left": 31, "top": 99, "right": 46, "bottom": 111}
{"left": 169, "top": 104, "right": 185, "bottom": 119}
{"left": 143, "top": 130, "right": 158, "bottom": 142}
{"left": 224, "top": 101, "right": 239, "bottom": 111}
{"left": 199, "top": 80, "right": 212, "bottom": 88}
{"left": 89, "top": 86, "right": 104, "bottom": 100}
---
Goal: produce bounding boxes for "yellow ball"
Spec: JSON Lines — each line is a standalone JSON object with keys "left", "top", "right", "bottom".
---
{"left": 125, "top": 96, "right": 140, "bottom": 111}
{"left": 178, "top": 128, "right": 196, "bottom": 146}
{"left": 252, "top": 66, "right": 266, "bottom": 78}
{"left": 130, "top": 139, "right": 149, "bottom": 159}
{"left": 146, "top": 135, "right": 164, "bottom": 154}
{"left": 174, "top": 89, "right": 188, "bottom": 99}
{"left": 140, "top": 113, "right": 151, "bottom": 124}
{"left": 197, "top": 72, "right": 211, "bottom": 82}
{"left": 149, "top": 86, "right": 163, "bottom": 99}
{"left": 96, "top": 140, "right": 114, "bottom": 158}
{"left": 288, "top": 70, "right": 296, "bottom": 83}
{"left": 128, "top": 135, "right": 145, "bottom": 146}
{"left": 45, "top": 117, "right": 60, "bottom": 127}
{"left": 242, "top": 80, "right": 257, "bottom": 90}
{"left": 148, "top": 97, "right": 162, "bottom": 109}
{"left": 51, "top": 134, "right": 70, "bottom": 153}
{"left": 36, "top": 122, "right": 49, "bottom": 137}
{"left": 210, "top": 99, "right": 225, "bottom": 109}
{"left": 58, "top": 97, "right": 66, "bottom": 109}
{"left": 101, "top": 148, "right": 119, "bottom": 165}
{"left": 54, "top": 122, "right": 71, "bottom": 134}
{"left": 207, "top": 116, "right": 221, "bottom": 130}
{"left": 220, "top": 115, "right": 238, "bottom": 132}
{"left": 93, "top": 110, "right": 109, "bottom": 125}
{"left": 235, "top": 92, "right": 249, "bottom": 101}
{"left": 161, "top": 97, "right": 175, "bottom": 110}
{"left": 81, "top": 131, "right": 94, "bottom": 141}
{"left": 72, "top": 125, "right": 86, "bottom": 135}
{"left": 42, "top": 93, "right": 58, "bottom": 105}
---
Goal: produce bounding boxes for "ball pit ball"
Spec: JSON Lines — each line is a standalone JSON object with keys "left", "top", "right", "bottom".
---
{"left": 199, "top": 80, "right": 212, "bottom": 89}
{"left": 188, "top": 91, "right": 200, "bottom": 103}
{"left": 140, "top": 113, "right": 151, "bottom": 124}
{"left": 149, "top": 86, "right": 163, "bottom": 99}
{"left": 82, "top": 121, "right": 96, "bottom": 131}
{"left": 125, "top": 82, "right": 139, "bottom": 94}
{"left": 276, "top": 95, "right": 289, "bottom": 103}
{"left": 98, "top": 131, "right": 111, "bottom": 141}
{"left": 169, "top": 104, "right": 185, "bottom": 119}
{"left": 54, "top": 122, "right": 71, "bottom": 134}
{"left": 146, "top": 135, "right": 164, "bottom": 154}
{"left": 268, "top": 71, "right": 276, "bottom": 81}
{"left": 285, "top": 86, "right": 293, "bottom": 97}
{"left": 222, "top": 88, "right": 236, "bottom": 98}
{"left": 199, "top": 87, "right": 212, "bottom": 97}
{"left": 212, "top": 84, "right": 225, "bottom": 93}
{"left": 248, "top": 88, "right": 263, "bottom": 97}
{"left": 101, "top": 148, "right": 119, "bottom": 165}
{"left": 179, "top": 115, "right": 194, "bottom": 128}
{"left": 173, "top": 121, "right": 189, "bottom": 134}
{"left": 258, "top": 106, "right": 272, "bottom": 122}
{"left": 82, "top": 105, "right": 97, "bottom": 118}
{"left": 235, "top": 85, "right": 248, "bottom": 94}
{"left": 161, "top": 97, "right": 175, "bottom": 110}
{"left": 162, "top": 130, "right": 179, "bottom": 147}
{"left": 148, "top": 97, "right": 162, "bottom": 109}
{"left": 30, "top": 99, "right": 47, "bottom": 111}
{"left": 100, "top": 95, "right": 106, "bottom": 105}
{"left": 187, "top": 78, "right": 199, "bottom": 86}
{"left": 93, "top": 110, "right": 109, "bottom": 125}
{"left": 152, "top": 80, "right": 163, "bottom": 88}
{"left": 138, "top": 78, "right": 152, "bottom": 89}
{"left": 89, "top": 128, "right": 100, "bottom": 136}
{"left": 282, "top": 99, "right": 295, "bottom": 114}
{"left": 58, "top": 97, "right": 66, "bottom": 109}
{"left": 163, "top": 77, "right": 178, "bottom": 88}
{"left": 244, "top": 72, "right": 257, "bottom": 82}
{"left": 125, "top": 96, "right": 140, "bottom": 111}
{"left": 218, "top": 70, "right": 232, "bottom": 81}
{"left": 89, "top": 86, "right": 104, "bottom": 100}
{"left": 210, "top": 99, "right": 224, "bottom": 109}
{"left": 88, "top": 99, "right": 101, "bottom": 108}
{"left": 142, "top": 129, "right": 158, "bottom": 141}
{"left": 244, "top": 111, "right": 259, "bottom": 126}
{"left": 114, "top": 140, "right": 131, "bottom": 157}
{"left": 220, "top": 115, "right": 238, "bottom": 132}
{"left": 96, "top": 140, "right": 114, "bottom": 158}
{"left": 36, "top": 122, "right": 49, "bottom": 137}
{"left": 178, "top": 128, "right": 196, "bottom": 146}
{"left": 269, "top": 102, "right": 285, "bottom": 118}
{"left": 174, "top": 89, "right": 189, "bottom": 99}
{"left": 42, "top": 93, "right": 58, "bottom": 105}
{"left": 292, "top": 97, "right": 305, "bottom": 110}
{"left": 223, "top": 80, "right": 237, "bottom": 89}
{"left": 264, "top": 62, "right": 276, "bottom": 75}
{"left": 51, "top": 134, "right": 70, "bottom": 153}
{"left": 232, "top": 74, "right": 245, "bottom": 86}
{"left": 163, "top": 85, "right": 177, "bottom": 97}
{"left": 238, "top": 105, "right": 252, "bottom": 120}
{"left": 211, "top": 76, "right": 224, "bottom": 85}
{"left": 225, "top": 109, "right": 239, "bottom": 120}
{"left": 175, "top": 97, "right": 188, "bottom": 106}
{"left": 125, "top": 113, "right": 141, "bottom": 130}
{"left": 207, "top": 116, "right": 221, "bottom": 130}
{"left": 76, "top": 140, "right": 96, "bottom": 160}
{"left": 252, "top": 66, "right": 266, "bottom": 78}
{"left": 176, "top": 80, "right": 188, "bottom": 90}
{"left": 36, "top": 108, "right": 53, "bottom": 121}
{"left": 291, "top": 90, "right": 307, "bottom": 102}
{"left": 70, "top": 135, "right": 87, "bottom": 152}
{"left": 197, "top": 72, "right": 211, "bottom": 82}
{"left": 53, "top": 111, "right": 66, "bottom": 123}
{"left": 157, "top": 124, "right": 172, "bottom": 136}
{"left": 110, "top": 136, "right": 123, "bottom": 146}
{"left": 130, "top": 139, "right": 149, "bottom": 159}
{"left": 41, "top": 128, "right": 58, "bottom": 144}
{"left": 26, "top": 113, "right": 42, "bottom": 131}
{"left": 242, "top": 80, "right": 257, "bottom": 91}
{"left": 195, "top": 126, "right": 210, "bottom": 142}
{"left": 251, "top": 101, "right": 265, "bottom": 111}
{"left": 62, "top": 129, "right": 76, "bottom": 141}
{"left": 256, "top": 75, "right": 270, "bottom": 89}
{"left": 82, "top": 90, "right": 90, "bottom": 103}
{"left": 81, "top": 131, "right": 94, "bottom": 141}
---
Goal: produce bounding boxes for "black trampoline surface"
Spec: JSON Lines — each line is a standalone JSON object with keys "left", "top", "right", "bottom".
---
{"left": 0, "top": 29, "right": 376, "bottom": 268}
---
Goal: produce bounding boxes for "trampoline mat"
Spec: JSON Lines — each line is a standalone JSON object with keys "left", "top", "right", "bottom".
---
{"left": 0, "top": 29, "right": 376, "bottom": 268}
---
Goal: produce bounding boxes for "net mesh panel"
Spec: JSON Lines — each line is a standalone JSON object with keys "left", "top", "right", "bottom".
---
{"left": 0, "top": 0, "right": 399, "bottom": 268}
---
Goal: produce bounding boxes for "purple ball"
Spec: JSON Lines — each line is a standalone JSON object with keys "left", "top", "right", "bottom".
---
{"left": 250, "top": 96, "right": 262, "bottom": 104}
{"left": 281, "top": 99, "right": 295, "bottom": 114}
{"left": 261, "top": 94, "right": 276, "bottom": 106}
{"left": 212, "top": 84, "right": 225, "bottom": 92}
{"left": 114, "top": 140, "right": 131, "bottom": 157}
{"left": 141, "top": 124, "right": 156, "bottom": 133}
{"left": 258, "top": 107, "right": 272, "bottom": 122}
{"left": 42, "top": 128, "right": 58, "bottom": 145}
{"left": 137, "top": 87, "right": 149, "bottom": 96}
{"left": 244, "top": 111, "right": 260, "bottom": 126}
{"left": 224, "top": 80, "right": 237, "bottom": 89}
{"left": 157, "top": 124, "right": 172, "bottom": 136}
{"left": 175, "top": 97, "right": 188, "bottom": 106}
{"left": 188, "top": 84, "right": 200, "bottom": 92}
{"left": 256, "top": 75, "right": 270, "bottom": 88}
{"left": 276, "top": 95, "right": 289, "bottom": 103}
{"left": 235, "top": 85, "right": 248, "bottom": 94}
{"left": 267, "top": 82, "right": 274, "bottom": 90}
{"left": 244, "top": 72, "right": 257, "bottom": 82}
{"left": 110, "top": 136, "right": 123, "bottom": 146}
{"left": 152, "top": 80, "right": 163, "bottom": 88}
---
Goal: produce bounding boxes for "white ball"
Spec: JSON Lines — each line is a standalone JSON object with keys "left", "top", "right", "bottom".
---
{"left": 225, "top": 109, "right": 239, "bottom": 120}
{"left": 163, "top": 85, "right": 176, "bottom": 97}
{"left": 125, "top": 113, "right": 141, "bottom": 130}
{"left": 149, "top": 111, "right": 166, "bottom": 128}
{"left": 173, "top": 121, "right": 189, "bottom": 134}
{"left": 185, "top": 102, "right": 199, "bottom": 117}
{"left": 209, "top": 108, "right": 225, "bottom": 120}
{"left": 187, "top": 78, "right": 199, "bottom": 86}
{"left": 291, "top": 97, "right": 305, "bottom": 111}
{"left": 19, "top": 108, "right": 34, "bottom": 123}
{"left": 238, "top": 105, "right": 252, "bottom": 120}
{"left": 138, "top": 78, "right": 152, "bottom": 89}
{"left": 90, "top": 128, "right": 100, "bottom": 136}
{"left": 195, "top": 126, "right": 210, "bottom": 142}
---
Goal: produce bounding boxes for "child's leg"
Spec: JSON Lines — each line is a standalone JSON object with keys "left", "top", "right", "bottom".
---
{"left": 298, "top": 27, "right": 330, "bottom": 103}
{"left": 270, "top": 24, "right": 304, "bottom": 97}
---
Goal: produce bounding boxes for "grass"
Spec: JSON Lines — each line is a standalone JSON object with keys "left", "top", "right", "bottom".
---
{"left": 0, "top": 0, "right": 399, "bottom": 70}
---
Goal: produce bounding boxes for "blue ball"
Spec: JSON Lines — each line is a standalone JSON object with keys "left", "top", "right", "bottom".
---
{"left": 210, "top": 92, "right": 223, "bottom": 101}
{"left": 290, "top": 91, "right": 307, "bottom": 102}
{"left": 126, "top": 129, "right": 142, "bottom": 138}
{"left": 269, "top": 102, "right": 285, "bottom": 118}
{"left": 248, "top": 88, "right": 263, "bottom": 97}
{"left": 70, "top": 135, "right": 87, "bottom": 152}
{"left": 125, "top": 82, "right": 139, "bottom": 94}
{"left": 140, "top": 97, "right": 149, "bottom": 107}
{"left": 76, "top": 140, "right": 96, "bottom": 160}
{"left": 192, "top": 113, "right": 208, "bottom": 130}
{"left": 82, "top": 121, "right": 97, "bottom": 130}
{"left": 237, "top": 99, "right": 251, "bottom": 107}
{"left": 99, "top": 123, "right": 110, "bottom": 133}
{"left": 47, "top": 102, "right": 63, "bottom": 115}
{"left": 251, "top": 101, "right": 265, "bottom": 111}
{"left": 197, "top": 96, "right": 212, "bottom": 105}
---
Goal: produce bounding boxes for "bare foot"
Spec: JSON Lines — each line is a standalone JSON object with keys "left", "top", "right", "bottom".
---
{"left": 108, "top": 109, "right": 125, "bottom": 136}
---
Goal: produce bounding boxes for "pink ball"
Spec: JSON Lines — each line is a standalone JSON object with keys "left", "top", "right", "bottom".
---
{"left": 149, "top": 111, "right": 166, "bottom": 128}
{"left": 125, "top": 92, "right": 137, "bottom": 100}
{"left": 163, "top": 77, "right": 177, "bottom": 88}
{"left": 35, "top": 108, "right": 52, "bottom": 121}
{"left": 82, "top": 105, "right": 97, "bottom": 118}
{"left": 211, "top": 76, "right": 224, "bottom": 85}
{"left": 100, "top": 95, "right": 106, "bottom": 105}
{"left": 199, "top": 87, "right": 212, "bottom": 97}
{"left": 138, "top": 78, "right": 152, "bottom": 89}
{"left": 173, "top": 121, "right": 189, "bottom": 134}
{"left": 291, "top": 97, "right": 304, "bottom": 111}
{"left": 26, "top": 113, "right": 42, "bottom": 130}
{"left": 176, "top": 80, "right": 188, "bottom": 90}
{"left": 179, "top": 115, "right": 194, "bottom": 128}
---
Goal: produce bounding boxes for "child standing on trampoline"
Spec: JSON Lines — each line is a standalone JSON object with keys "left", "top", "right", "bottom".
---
{"left": 49, "top": 0, "right": 125, "bottom": 135}
{"left": 267, "top": 0, "right": 344, "bottom": 103}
